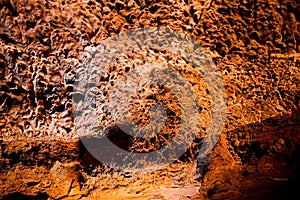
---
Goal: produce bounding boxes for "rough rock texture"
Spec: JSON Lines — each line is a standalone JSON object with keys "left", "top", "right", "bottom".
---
{"left": 0, "top": 0, "right": 299, "bottom": 199}
{"left": 198, "top": 110, "right": 300, "bottom": 200}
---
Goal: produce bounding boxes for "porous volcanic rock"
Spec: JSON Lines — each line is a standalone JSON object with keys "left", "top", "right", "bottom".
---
{"left": 0, "top": 0, "right": 299, "bottom": 199}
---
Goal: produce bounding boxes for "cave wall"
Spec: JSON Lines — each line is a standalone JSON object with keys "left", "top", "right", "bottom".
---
{"left": 0, "top": 0, "right": 299, "bottom": 199}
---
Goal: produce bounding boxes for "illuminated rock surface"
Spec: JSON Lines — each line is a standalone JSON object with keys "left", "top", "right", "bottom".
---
{"left": 0, "top": 0, "right": 299, "bottom": 199}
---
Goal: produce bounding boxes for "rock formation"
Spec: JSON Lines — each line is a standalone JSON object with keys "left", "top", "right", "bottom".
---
{"left": 0, "top": 0, "right": 299, "bottom": 199}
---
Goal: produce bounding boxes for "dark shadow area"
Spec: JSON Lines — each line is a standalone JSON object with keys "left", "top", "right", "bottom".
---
{"left": 2, "top": 192, "right": 49, "bottom": 200}
{"left": 227, "top": 109, "right": 300, "bottom": 200}
{"left": 78, "top": 124, "right": 202, "bottom": 174}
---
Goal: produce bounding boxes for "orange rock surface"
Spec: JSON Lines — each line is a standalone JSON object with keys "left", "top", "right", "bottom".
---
{"left": 0, "top": 0, "right": 299, "bottom": 199}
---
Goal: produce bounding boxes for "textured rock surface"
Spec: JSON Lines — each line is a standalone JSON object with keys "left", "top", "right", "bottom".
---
{"left": 0, "top": 0, "right": 299, "bottom": 199}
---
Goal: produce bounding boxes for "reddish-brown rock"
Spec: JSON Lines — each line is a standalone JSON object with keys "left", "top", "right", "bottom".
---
{"left": 0, "top": 0, "right": 299, "bottom": 199}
